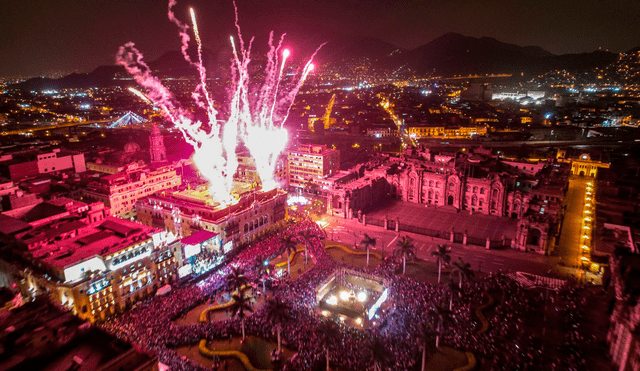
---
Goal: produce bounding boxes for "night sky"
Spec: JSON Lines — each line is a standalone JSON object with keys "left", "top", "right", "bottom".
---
{"left": 1, "top": 0, "right": 639, "bottom": 77}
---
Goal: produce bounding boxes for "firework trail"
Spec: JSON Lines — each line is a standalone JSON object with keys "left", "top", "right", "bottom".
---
{"left": 128, "top": 87, "right": 152, "bottom": 104}
{"left": 117, "top": 1, "right": 322, "bottom": 203}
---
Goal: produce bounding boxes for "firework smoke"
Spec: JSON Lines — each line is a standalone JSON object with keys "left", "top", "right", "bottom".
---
{"left": 116, "top": 1, "right": 321, "bottom": 204}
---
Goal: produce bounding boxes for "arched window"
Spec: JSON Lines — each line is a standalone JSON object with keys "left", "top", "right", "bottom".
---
{"left": 428, "top": 189, "right": 434, "bottom": 199}
{"left": 429, "top": 180, "right": 434, "bottom": 187}
{"left": 436, "top": 181, "right": 441, "bottom": 188}
{"left": 410, "top": 177, "right": 415, "bottom": 186}
{"left": 491, "top": 200, "right": 497, "bottom": 210}
{"left": 492, "top": 189, "right": 498, "bottom": 198}
{"left": 473, "top": 186, "right": 478, "bottom": 193}
{"left": 480, "top": 188, "right": 485, "bottom": 195}
{"left": 471, "top": 195, "right": 477, "bottom": 206}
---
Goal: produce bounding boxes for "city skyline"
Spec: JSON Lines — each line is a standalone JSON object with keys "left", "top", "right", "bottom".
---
{"left": 2, "top": 0, "right": 640, "bottom": 77}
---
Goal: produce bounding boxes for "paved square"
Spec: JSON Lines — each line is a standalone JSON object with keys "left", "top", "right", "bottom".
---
{"left": 366, "top": 200, "right": 518, "bottom": 241}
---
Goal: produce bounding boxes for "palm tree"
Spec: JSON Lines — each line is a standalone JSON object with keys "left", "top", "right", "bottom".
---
{"left": 362, "top": 332, "right": 391, "bottom": 371}
{"left": 447, "top": 279, "right": 461, "bottom": 311}
{"left": 429, "top": 305, "right": 452, "bottom": 349}
{"left": 263, "top": 296, "right": 291, "bottom": 353}
{"left": 279, "top": 234, "right": 298, "bottom": 275}
{"left": 315, "top": 320, "right": 340, "bottom": 371}
{"left": 450, "top": 257, "right": 474, "bottom": 288}
{"left": 430, "top": 244, "right": 452, "bottom": 284}
{"left": 252, "top": 256, "right": 269, "bottom": 294}
{"left": 360, "top": 233, "right": 377, "bottom": 267}
{"left": 225, "top": 266, "right": 250, "bottom": 296}
{"left": 394, "top": 236, "right": 415, "bottom": 275}
{"left": 229, "top": 292, "right": 254, "bottom": 341}
{"left": 297, "top": 229, "right": 317, "bottom": 265}
{"left": 416, "top": 322, "right": 438, "bottom": 371}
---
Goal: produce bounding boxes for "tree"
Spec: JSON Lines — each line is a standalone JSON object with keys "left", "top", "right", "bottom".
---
{"left": 225, "top": 266, "right": 250, "bottom": 296}
{"left": 360, "top": 233, "right": 377, "bottom": 267}
{"left": 315, "top": 320, "right": 340, "bottom": 371}
{"left": 416, "top": 322, "right": 438, "bottom": 371}
{"left": 447, "top": 279, "right": 461, "bottom": 311}
{"left": 362, "top": 332, "right": 391, "bottom": 371}
{"left": 229, "top": 292, "right": 254, "bottom": 341}
{"left": 279, "top": 234, "right": 298, "bottom": 276}
{"left": 450, "top": 257, "right": 474, "bottom": 288}
{"left": 429, "top": 305, "right": 452, "bottom": 348}
{"left": 297, "top": 229, "right": 317, "bottom": 265}
{"left": 263, "top": 296, "right": 292, "bottom": 353}
{"left": 430, "top": 244, "right": 452, "bottom": 284}
{"left": 394, "top": 236, "right": 415, "bottom": 275}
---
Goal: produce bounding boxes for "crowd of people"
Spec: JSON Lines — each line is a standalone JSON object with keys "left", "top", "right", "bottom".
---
{"left": 101, "top": 217, "right": 595, "bottom": 371}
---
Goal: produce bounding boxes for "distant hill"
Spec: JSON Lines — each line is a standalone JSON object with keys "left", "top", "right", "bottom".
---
{"left": 401, "top": 33, "right": 617, "bottom": 75}
{"left": 12, "top": 32, "right": 625, "bottom": 90}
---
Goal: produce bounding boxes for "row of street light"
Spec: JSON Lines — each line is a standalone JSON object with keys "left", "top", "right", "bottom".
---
{"left": 580, "top": 181, "right": 595, "bottom": 276}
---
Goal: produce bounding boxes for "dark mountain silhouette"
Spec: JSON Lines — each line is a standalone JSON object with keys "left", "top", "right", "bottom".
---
{"left": 13, "top": 32, "right": 625, "bottom": 90}
{"left": 401, "top": 32, "right": 617, "bottom": 75}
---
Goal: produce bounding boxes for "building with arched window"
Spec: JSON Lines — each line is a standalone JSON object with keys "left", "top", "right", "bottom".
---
{"left": 325, "top": 146, "right": 570, "bottom": 255}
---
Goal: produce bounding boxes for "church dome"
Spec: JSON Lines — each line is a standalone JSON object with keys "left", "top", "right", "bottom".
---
{"left": 124, "top": 138, "right": 141, "bottom": 154}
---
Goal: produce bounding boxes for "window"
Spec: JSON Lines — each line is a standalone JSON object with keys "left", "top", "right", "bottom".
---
{"left": 480, "top": 188, "right": 485, "bottom": 195}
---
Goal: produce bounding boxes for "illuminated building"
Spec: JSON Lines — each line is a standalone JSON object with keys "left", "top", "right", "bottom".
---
{"left": 287, "top": 144, "right": 340, "bottom": 188}
{"left": 82, "top": 162, "right": 182, "bottom": 219}
{"left": 326, "top": 147, "right": 568, "bottom": 254}
{"left": 567, "top": 153, "right": 610, "bottom": 177}
{"left": 135, "top": 187, "right": 287, "bottom": 246}
{"left": 0, "top": 149, "right": 86, "bottom": 181}
{"left": 0, "top": 201, "right": 178, "bottom": 322}
{"left": 407, "top": 125, "right": 487, "bottom": 139}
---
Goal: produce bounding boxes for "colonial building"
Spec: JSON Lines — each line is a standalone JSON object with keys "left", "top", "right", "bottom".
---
{"left": 0, "top": 201, "right": 178, "bottom": 323}
{"left": 325, "top": 147, "right": 568, "bottom": 254}
{"left": 135, "top": 186, "right": 287, "bottom": 246}
{"left": 81, "top": 162, "right": 182, "bottom": 219}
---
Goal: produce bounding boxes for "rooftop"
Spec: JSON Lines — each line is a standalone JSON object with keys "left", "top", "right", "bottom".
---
{"left": 19, "top": 216, "right": 157, "bottom": 270}
{"left": 0, "top": 297, "right": 157, "bottom": 371}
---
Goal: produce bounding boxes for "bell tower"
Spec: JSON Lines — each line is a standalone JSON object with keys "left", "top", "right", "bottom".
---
{"left": 149, "top": 123, "right": 167, "bottom": 163}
